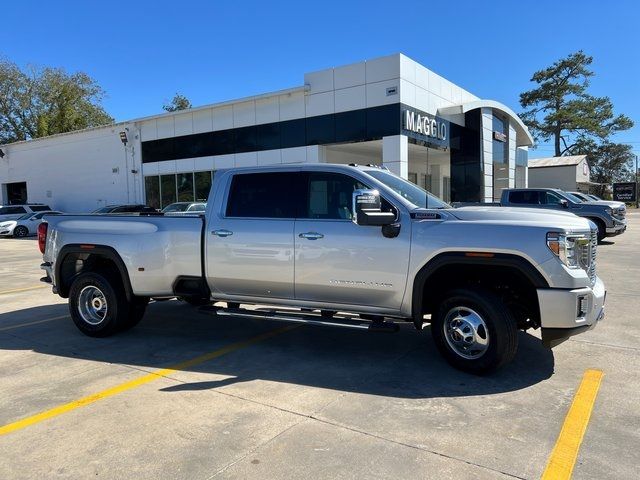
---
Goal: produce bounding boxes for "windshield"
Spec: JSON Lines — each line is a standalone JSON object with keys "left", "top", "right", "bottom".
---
{"left": 560, "top": 191, "right": 585, "bottom": 203}
{"left": 187, "top": 203, "right": 206, "bottom": 212}
{"left": 92, "top": 206, "right": 114, "bottom": 213}
{"left": 162, "top": 203, "right": 190, "bottom": 213}
{"left": 364, "top": 170, "right": 451, "bottom": 209}
{"left": 17, "top": 213, "right": 36, "bottom": 220}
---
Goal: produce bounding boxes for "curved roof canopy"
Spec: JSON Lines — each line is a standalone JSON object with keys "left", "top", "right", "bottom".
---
{"left": 438, "top": 100, "right": 534, "bottom": 147}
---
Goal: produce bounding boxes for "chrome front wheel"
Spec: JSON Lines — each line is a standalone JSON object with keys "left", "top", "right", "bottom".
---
{"left": 442, "top": 306, "right": 489, "bottom": 359}
{"left": 431, "top": 288, "right": 518, "bottom": 374}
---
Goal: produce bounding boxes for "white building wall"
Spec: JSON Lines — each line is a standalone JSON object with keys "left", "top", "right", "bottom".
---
{"left": 528, "top": 166, "right": 578, "bottom": 191}
{"left": 508, "top": 121, "right": 517, "bottom": 188}
{"left": 0, "top": 125, "right": 142, "bottom": 212}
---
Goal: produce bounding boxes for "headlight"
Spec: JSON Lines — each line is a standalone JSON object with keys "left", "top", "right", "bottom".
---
{"left": 547, "top": 232, "right": 590, "bottom": 269}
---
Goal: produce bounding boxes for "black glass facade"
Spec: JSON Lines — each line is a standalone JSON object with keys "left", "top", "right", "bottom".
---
{"left": 141, "top": 104, "right": 402, "bottom": 164}
{"left": 142, "top": 103, "right": 514, "bottom": 204}
{"left": 450, "top": 110, "right": 482, "bottom": 203}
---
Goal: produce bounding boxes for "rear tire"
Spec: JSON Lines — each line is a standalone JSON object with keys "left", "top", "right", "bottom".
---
{"left": 13, "top": 226, "right": 29, "bottom": 237}
{"left": 68, "top": 271, "right": 130, "bottom": 337}
{"left": 431, "top": 288, "right": 518, "bottom": 374}
{"left": 120, "top": 296, "right": 150, "bottom": 331}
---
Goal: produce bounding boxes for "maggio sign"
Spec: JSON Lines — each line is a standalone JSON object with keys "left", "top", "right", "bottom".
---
{"left": 402, "top": 109, "right": 449, "bottom": 148}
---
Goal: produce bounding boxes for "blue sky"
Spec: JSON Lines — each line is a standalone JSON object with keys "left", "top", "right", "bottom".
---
{"left": 2, "top": 0, "right": 639, "bottom": 158}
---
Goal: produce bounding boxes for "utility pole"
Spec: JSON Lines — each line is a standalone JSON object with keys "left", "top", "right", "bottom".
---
{"left": 634, "top": 154, "right": 640, "bottom": 208}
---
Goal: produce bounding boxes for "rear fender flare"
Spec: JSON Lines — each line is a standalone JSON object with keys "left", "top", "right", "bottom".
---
{"left": 55, "top": 244, "right": 133, "bottom": 300}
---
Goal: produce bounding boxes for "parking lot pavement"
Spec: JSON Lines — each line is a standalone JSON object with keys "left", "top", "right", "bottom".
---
{"left": 0, "top": 219, "right": 638, "bottom": 480}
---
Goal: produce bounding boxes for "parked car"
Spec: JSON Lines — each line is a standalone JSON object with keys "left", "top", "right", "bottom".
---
{"left": 0, "top": 204, "right": 52, "bottom": 222}
{"left": 500, "top": 188, "right": 626, "bottom": 242}
{"left": 0, "top": 211, "right": 63, "bottom": 237}
{"left": 91, "top": 204, "right": 157, "bottom": 214}
{"left": 161, "top": 202, "right": 207, "bottom": 215}
{"left": 39, "top": 164, "right": 606, "bottom": 374}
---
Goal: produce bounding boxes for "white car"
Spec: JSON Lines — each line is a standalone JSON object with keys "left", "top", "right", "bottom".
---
{"left": 0, "top": 204, "right": 53, "bottom": 222}
{"left": 161, "top": 202, "right": 207, "bottom": 215}
{"left": 0, "top": 211, "right": 63, "bottom": 237}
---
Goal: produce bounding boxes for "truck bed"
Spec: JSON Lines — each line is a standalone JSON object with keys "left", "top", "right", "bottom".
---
{"left": 43, "top": 214, "right": 204, "bottom": 296}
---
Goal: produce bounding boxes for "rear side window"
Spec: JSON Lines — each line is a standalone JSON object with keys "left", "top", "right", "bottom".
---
{"left": 29, "top": 205, "right": 51, "bottom": 212}
{"left": 226, "top": 172, "right": 300, "bottom": 218}
{"left": 508, "top": 191, "right": 541, "bottom": 204}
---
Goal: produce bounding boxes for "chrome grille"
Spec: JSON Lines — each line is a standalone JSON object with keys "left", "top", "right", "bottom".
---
{"left": 588, "top": 230, "right": 597, "bottom": 286}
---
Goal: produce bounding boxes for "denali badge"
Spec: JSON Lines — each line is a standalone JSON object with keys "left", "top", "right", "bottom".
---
{"left": 329, "top": 279, "right": 393, "bottom": 288}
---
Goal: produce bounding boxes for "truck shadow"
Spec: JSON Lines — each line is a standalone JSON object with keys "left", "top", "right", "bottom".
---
{"left": 0, "top": 301, "right": 554, "bottom": 399}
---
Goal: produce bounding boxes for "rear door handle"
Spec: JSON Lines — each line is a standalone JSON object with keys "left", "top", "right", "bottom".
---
{"left": 299, "top": 232, "right": 324, "bottom": 240}
{"left": 212, "top": 229, "right": 233, "bottom": 237}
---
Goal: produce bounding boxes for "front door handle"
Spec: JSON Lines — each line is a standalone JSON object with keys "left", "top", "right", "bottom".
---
{"left": 298, "top": 232, "right": 324, "bottom": 240}
{"left": 212, "top": 229, "right": 233, "bottom": 237}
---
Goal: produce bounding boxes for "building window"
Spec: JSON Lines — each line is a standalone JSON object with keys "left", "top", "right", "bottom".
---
{"left": 195, "top": 171, "right": 213, "bottom": 201}
{"left": 177, "top": 172, "right": 194, "bottom": 202}
{"left": 515, "top": 148, "right": 527, "bottom": 188}
{"left": 443, "top": 176, "right": 451, "bottom": 203}
{"left": 144, "top": 176, "right": 160, "bottom": 210}
{"left": 160, "top": 174, "right": 177, "bottom": 208}
{"left": 492, "top": 114, "right": 509, "bottom": 201}
{"left": 408, "top": 172, "right": 418, "bottom": 185}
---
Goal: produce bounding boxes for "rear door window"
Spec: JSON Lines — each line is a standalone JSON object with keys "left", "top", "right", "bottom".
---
{"left": 29, "top": 205, "right": 51, "bottom": 212}
{"left": 508, "top": 191, "right": 541, "bottom": 204}
{"left": 226, "top": 172, "right": 301, "bottom": 218}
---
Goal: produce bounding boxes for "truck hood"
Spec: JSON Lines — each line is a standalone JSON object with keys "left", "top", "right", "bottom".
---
{"left": 584, "top": 200, "right": 624, "bottom": 209}
{"left": 443, "top": 206, "right": 592, "bottom": 231}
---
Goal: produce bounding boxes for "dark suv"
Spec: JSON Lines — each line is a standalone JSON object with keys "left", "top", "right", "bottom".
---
{"left": 500, "top": 188, "right": 626, "bottom": 242}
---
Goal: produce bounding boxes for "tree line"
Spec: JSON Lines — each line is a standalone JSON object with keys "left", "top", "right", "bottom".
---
{"left": 0, "top": 54, "right": 635, "bottom": 192}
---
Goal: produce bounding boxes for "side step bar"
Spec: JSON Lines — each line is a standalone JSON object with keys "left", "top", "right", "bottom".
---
{"left": 198, "top": 305, "right": 400, "bottom": 332}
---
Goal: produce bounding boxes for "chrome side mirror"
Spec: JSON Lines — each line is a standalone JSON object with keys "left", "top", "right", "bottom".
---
{"left": 352, "top": 189, "right": 395, "bottom": 226}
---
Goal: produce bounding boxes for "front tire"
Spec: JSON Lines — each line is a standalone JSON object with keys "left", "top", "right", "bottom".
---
{"left": 68, "top": 272, "right": 130, "bottom": 337}
{"left": 13, "top": 226, "right": 29, "bottom": 237}
{"left": 431, "top": 288, "right": 518, "bottom": 374}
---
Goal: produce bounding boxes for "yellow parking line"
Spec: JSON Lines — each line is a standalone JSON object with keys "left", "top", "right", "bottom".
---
{"left": 0, "top": 285, "right": 48, "bottom": 295}
{"left": 0, "top": 315, "right": 68, "bottom": 332}
{"left": 541, "top": 369, "right": 604, "bottom": 480}
{"left": 0, "top": 324, "right": 298, "bottom": 436}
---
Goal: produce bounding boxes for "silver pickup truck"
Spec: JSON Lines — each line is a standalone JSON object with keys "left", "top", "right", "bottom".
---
{"left": 38, "top": 164, "right": 606, "bottom": 374}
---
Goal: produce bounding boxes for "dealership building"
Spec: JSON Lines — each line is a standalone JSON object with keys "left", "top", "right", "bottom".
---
{"left": 0, "top": 54, "right": 533, "bottom": 212}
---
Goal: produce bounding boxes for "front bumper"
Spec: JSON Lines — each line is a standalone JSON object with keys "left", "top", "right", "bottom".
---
{"left": 537, "top": 277, "right": 606, "bottom": 348}
{"left": 606, "top": 218, "right": 627, "bottom": 236}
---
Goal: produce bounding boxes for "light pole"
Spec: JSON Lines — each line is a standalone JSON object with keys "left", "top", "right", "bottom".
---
{"left": 634, "top": 155, "right": 640, "bottom": 208}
